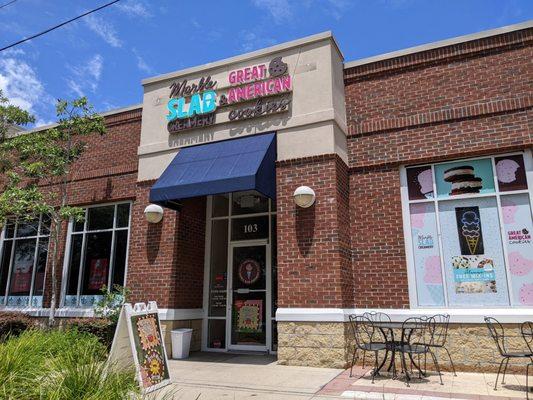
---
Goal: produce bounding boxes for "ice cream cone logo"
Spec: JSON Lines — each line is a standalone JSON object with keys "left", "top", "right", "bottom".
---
{"left": 461, "top": 211, "right": 480, "bottom": 255}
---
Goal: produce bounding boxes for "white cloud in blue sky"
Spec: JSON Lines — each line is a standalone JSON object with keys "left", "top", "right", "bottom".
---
{"left": 84, "top": 14, "right": 122, "bottom": 48}
{"left": 66, "top": 54, "right": 104, "bottom": 97}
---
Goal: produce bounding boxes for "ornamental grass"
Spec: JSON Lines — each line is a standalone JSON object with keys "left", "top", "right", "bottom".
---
{"left": 0, "top": 329, "right": 138, "bottom": 400}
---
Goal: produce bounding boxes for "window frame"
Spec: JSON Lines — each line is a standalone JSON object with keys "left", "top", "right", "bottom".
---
{"left": 60, "top": 201, "right": 132, "bottom": 308}
{"left": 0, "top": 215, "right": 51, "bottom": 307}
{"left": 400, "top": 150, "right": 533, "bottom": 309}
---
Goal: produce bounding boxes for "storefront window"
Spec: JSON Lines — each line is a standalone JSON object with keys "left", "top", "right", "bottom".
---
{"left": 0, "top": 216, "right": 50, "bottom": 307}
{"left": 403, "top": 152, "right": 532, "bottom": 308}
{"left": 63, "top": 203, "right": 131, "bottom": 307}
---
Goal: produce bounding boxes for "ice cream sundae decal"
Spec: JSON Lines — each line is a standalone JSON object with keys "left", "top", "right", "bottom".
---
{"left": 443, "top": 165, "right": 483, "bottom": 196}
{"left": 456, "top": 207, "right": 484, "bottom": 255}
{"left": 238, "top": 259, "right": 261, "bottom": 285}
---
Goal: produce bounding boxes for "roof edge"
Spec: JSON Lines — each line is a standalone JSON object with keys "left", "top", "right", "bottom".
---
{"left": 344, "top": 20, "right": 533, "bottom": 70}
{"left": 142, "top": 31, "right": 342, "bottom": 86}
{"left": 23, "top": 103, "right": 142, "bottom": 134}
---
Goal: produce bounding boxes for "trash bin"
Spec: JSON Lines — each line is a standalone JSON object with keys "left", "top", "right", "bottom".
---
{"left": 171, "top": 328, "right": 193, "bottom": 359}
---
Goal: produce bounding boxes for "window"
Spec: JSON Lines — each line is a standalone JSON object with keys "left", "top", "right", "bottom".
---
{"left": 0, "top": 216, "right": 50, "bottom": 307}
{"left": 402, "top": 152, "right": 532, "bottom": 308}
{"left": 63, "top": 203, "right": 131, "bottom": 307}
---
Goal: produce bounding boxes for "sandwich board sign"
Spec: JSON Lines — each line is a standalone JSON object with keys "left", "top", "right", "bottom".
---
{"left": 108, "top": 301, "right": 171, "bottom": 394}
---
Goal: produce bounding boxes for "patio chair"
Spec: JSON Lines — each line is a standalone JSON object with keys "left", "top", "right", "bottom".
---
{"left": 427, "top": 314, "right": 456, "bottom": 376}
{"left": 348, "top": 314, "right": 387, "bottom": 383}
{"left": 521, "top": 321, "right": 533, "bottom": 399}
{"left": 484, "top": 317, "right": 533, "bottom": 391}
{"left": 361, "top": 311, "right": 391, "bottom": 367}
{"left": 395, "top": 316, "right": 443, "bottom": 386}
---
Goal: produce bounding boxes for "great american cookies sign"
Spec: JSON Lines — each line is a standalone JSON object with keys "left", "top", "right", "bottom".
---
{"left": 166, "top": 57, "right": 292, "bottom": 133}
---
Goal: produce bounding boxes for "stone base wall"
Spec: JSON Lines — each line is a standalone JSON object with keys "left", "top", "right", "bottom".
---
{"left": 160, "top": 319, "right": 202, "bottom": 356}
{"left": 277, "top": 321, "right": 530, "bottom": 373}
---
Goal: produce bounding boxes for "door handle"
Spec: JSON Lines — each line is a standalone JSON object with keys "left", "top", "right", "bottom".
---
{"left": 236, "top": 289, "right": 250, "bottom": 294}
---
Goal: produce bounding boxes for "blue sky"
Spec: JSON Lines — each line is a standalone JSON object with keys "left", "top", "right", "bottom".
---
{"left": 0, "top": 0, "right": 531, "bottom": 126}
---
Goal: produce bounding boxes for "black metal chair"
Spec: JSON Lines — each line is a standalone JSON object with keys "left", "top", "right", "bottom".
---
{"left": 521, "top": 321, "right": 533, "bottom": 399}
{"left": 484, "top": 317, "right": 533, "bottom": 391}
{"left": 348, "top": 315, "right": 387, "bottom": 383}
{"left": 361, "top": 311, "right": 391, "bottom": 367}
{"left": 395, "top": 316, "right": 443, "bottom": 386}
{"left": 427, "top": 314, "right": 456, "bottom": 376}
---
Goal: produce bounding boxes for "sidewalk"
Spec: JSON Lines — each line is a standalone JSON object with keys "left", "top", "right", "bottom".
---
{"left": 319, "top": 365, "right": 531, "bottom": 400}
{"left": 154, "top": 353, "right": 531, "bottom": 399}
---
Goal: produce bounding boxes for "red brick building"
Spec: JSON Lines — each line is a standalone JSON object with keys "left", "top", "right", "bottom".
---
{"left": 0, "top": 21, "right": 531, "bottom": 370}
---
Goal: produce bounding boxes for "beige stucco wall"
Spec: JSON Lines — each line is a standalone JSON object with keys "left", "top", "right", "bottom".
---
{"left": 138, "top": 32, "right": 348, "bottom": 182}
{"left": 277, "top": 321, "right": 530, "bottom": 373}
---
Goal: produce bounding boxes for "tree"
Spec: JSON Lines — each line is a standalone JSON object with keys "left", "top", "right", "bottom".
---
{"left": 0, "top": 95, "right": 105, "bottom": 326}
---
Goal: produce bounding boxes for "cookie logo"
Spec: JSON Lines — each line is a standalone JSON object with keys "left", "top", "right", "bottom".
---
{"left": 269, "top": 57, "right": 288, "bottom": 77}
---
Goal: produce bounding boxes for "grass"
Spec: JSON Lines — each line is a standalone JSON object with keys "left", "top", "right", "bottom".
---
{"left": 0, "top": 329, "right": 139, "bottom": 400}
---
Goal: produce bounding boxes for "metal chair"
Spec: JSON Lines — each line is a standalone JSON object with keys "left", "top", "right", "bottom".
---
{"left": 395, "top": 316, "right": 443, "bottom": 386}
{"left": 361, "top": 311, "right": 391, "bottom": 367}
{"left": 484, "top": 317, "right": 533, "bottom": 391}
{"left": 348, "top": 315, "right": 387, "bottom": 383}
{"left": 521, "top": 321, "right": 533, "bottom": 399}
{"left": 427, "top": 314, "right": 456, "bottom": 376}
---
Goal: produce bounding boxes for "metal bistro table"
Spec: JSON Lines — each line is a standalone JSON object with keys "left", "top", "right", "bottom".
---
{"left": 371, "top": 321, "right": 426, "bottom": 379}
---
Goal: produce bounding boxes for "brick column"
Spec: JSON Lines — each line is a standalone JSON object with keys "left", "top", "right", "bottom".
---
{"left": 276, "top": 154, "right": 353, "bottom": 308}
{"left": 126, "top": 181, "right": 205, "bottom": 309}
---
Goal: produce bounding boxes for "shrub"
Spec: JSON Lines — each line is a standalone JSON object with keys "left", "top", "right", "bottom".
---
{"left": 66, "top": 317, "right": 116, "bottom": 348}
{"left": 0, "top": 329, "right": 138, "bottom": 400}
{"left": 0, "top": 312, "right": 34, "bottom": 340}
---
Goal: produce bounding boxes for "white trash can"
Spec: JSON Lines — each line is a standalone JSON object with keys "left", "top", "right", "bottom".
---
{"left": 171, "top": 328, "right": 193, "bottom": 359}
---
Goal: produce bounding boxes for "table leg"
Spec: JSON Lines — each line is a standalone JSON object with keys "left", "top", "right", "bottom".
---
{"left": 386, "top": 329, "right": 397, "bottom": 377}
{"left": 375, "top": 328, "right": 389, "bottom": 374}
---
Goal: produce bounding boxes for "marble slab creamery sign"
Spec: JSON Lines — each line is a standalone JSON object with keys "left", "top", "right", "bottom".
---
{"left": 166, "top": 57, "right": 292, "bottom": 134}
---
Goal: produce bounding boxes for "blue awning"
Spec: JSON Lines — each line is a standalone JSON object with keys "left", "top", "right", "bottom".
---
{"left": 149, "top": 133, "right": 276, "bottom": 209}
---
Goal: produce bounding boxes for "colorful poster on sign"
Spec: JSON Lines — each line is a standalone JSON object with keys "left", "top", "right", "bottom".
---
{"left": 131, "top": 313, "right": 170, "bottom": 389}
{"left": 438, "top": 197, "right": 508, "bottom": 306}
{"left": 495, "top": 154, "right": 528, "bottom": 191}
{"left": 409, "top": 203, "right": 444, "bottom": 306}
{"left": 407, "top": 166, "right": 434, "bottom": 200}
{"left": 435, "top": 158, "right": 494, "bottom": 198}
{"left": 501, "top": 193, "right": 533, "bottom": 305}
{"left": 452, "top": 256, "right": 496, "bottom": 294}
{"left": 455, "top": 207, "right": 484, "bottom": 255}
{"left": 88, "top": 258, "right": 108, "bottom": 290}
{"left": 235, "top": 299, "right": 263, "bottom": 333}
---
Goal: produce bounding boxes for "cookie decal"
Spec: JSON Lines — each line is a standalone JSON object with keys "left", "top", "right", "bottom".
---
{"left": 269, "top": 57, "right": 288, "bottom": 77}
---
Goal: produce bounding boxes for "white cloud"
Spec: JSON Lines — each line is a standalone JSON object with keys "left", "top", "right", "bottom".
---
{"left": 0, "top": 57, "right": 47, "bottom": 111}
{"left": 84, "top": 14, "right": 122, "bottom": 47}
{"left": 116, "top": 0, "right": 152, "bottom": 18}
{"left": 239, "top": 30, "right": 277, "bottom": 52}
{"left": 66, "top": 54, "right": 104, "bottom": 97}
{"left": 132, "top": 48, "right": 153, "bottom": 74}
{"left": 251, "top": 0, "right": 292, "bottom": 24}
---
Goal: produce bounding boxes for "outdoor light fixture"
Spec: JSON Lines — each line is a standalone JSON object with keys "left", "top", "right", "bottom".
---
{"left": 144, "top": 204, "right": 164, "bottom": 223}
{"left": 293, "top": 186, "right": 316, "bottom": 208}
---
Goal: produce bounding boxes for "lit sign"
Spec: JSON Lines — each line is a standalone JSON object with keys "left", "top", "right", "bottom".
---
{"left": 166, "top": 57, "right": 292, "bottom": 134}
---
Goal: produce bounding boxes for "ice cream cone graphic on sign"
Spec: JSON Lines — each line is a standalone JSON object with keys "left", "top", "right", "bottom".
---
{"left": 456, "top": 207, "right": 484, "bottom": 255}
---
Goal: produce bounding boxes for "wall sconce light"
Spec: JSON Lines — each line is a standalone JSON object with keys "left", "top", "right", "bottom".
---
{"left": 144, "top": 204, "right": 164, "bottom": 223}
{"left": 293, "top": 186, "right": 316, "bottom": 208}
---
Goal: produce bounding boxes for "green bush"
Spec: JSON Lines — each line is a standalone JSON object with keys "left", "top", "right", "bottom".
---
{"left": 0, "top": 312, "right": 34, "bottom": 340}
{"left": 0, "top": 329, "right": 138, "bottom": 400}
{"left": 66, "top": 317, "right": 116, "bottom": 348}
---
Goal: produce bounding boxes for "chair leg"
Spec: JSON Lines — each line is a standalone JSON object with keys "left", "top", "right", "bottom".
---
{"left": 371, "top": 351, "right": 379, "bottom": 384}
{"left": 526, "top": 363, "right": 531, "bottom": 400}
{"left": 501, "top": 357, "right": 510, "bottom": 385}
{"left": 443, "top": 346, "right": 457, "bottom": 376}
{"left": 494, "top": 357, "right": 507, "bottom": 391}
{"left": 428, "top": 350, "right": 443, "bottom": 385}
{"left": 350, "top": 347, "right": 358, "bottom": 377}
{"left": 400, "top": 352, "right": 410, "bottom": 387}
{"left": 362, "top": 350, "right": 366, "bottom": 368}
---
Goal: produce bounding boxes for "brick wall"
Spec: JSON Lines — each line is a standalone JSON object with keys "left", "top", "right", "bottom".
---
{"left": 126, "top": 180, "right": 205, "bottom": 309}
{"left": 35, "top": 108, "right": 142, "bottom": 308}
{"left": 345, "top": 27, "right": 533, "bottom": 308}
{"left": 276, "top": 154, "right": 353, "bottom": 308}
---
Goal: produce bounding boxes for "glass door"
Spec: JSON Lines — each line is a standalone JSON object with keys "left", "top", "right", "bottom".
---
{"left": 228, "top": 243, "right": 269, "bottom": 351}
